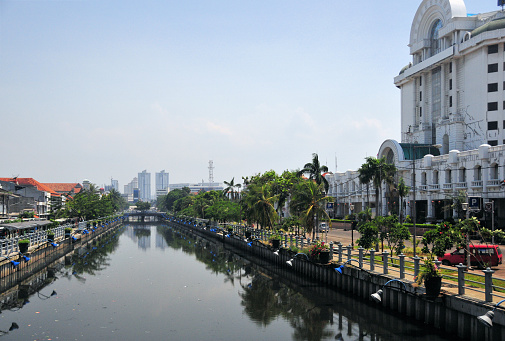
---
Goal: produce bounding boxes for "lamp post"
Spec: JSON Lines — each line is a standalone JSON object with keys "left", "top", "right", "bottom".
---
{"left": 411, "top": 143, "right": 442, "bottom": 257}
{"left": 350, "top": 204, "right": 355, "bottom": 246}
{"left": 461, "top": 202, "right": 471, "bottom": 269}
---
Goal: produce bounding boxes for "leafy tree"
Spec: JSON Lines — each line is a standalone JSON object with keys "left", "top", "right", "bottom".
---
{"left": 157, "top": 187, "right": 190, "bottom": 212}
{"left": 205, "top": 200, "right": 241, "bottom": 223}
{"left": 135, "top": 200, "right": 151, "bottom": 211}
{"left": 384, "top": 221, "right": 410, "bottom": 255}
{"left": 63, "top": 184, "right": 112, "bottom": 220}
{"left": 357, "top": 220, "right": 379, "bottom": 250}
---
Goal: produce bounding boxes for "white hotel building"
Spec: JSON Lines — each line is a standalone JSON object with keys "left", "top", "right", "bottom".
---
{"left": 326, "top": 0, "right": 505, "bottom": 226}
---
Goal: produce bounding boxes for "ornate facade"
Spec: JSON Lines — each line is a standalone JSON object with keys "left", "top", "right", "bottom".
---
{"left": 327, "top": 0, "right": 505, "bottom": 225}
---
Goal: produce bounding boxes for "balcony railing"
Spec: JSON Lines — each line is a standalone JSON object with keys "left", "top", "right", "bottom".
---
{"left": 471, "top": 180, "right": 483, "bottom": 188}
{"left": 429, "top": 184, "right": 440, "bottom": 191}
{"left": 455, "top": 182, "right": 467, "bottom": 189}
{"left": 443, "top": 183, "right": 453, "bottom": 190}
{"left": 487, "top": 179, "right": 501, "bottom": 187}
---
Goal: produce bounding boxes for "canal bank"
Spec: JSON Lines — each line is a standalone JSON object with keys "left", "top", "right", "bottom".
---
{"left": 0, "top": 216, "right": 124, "bottom": 293}
{"left": 167, "top": 217, "right": 505, "bottom": 341}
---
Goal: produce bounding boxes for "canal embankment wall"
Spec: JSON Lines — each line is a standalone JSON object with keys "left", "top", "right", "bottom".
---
{"left": 168, "top": 220, "right": 504, "bottom": 341}
{"left": 0, "top": 216, "right": 124, "bottom": 293}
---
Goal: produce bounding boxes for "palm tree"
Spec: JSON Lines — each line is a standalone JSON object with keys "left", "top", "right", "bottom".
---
{"left": 289, "top": 180, "right": 332, "bottom": 239}
{"left": 358, "top": 162, "right": 373, "bottom": 210}
{"left": 397, "top": 177, "right": 409, "bottom": 223}
{"left": 241, "top": 183, "right": 278, "bottom": 229}
{"left": 358, "top": 157, "right": 396, "bottom": 217}
{"left": 223, "top": 178, "right": 242, "bottom": 201}
{"left": 298, "top": 153, "right": 329, "bottom": 193}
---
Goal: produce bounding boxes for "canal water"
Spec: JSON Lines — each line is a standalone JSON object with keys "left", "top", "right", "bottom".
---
{"left": 0, "top": 223, "right": 455, "bottom": 341}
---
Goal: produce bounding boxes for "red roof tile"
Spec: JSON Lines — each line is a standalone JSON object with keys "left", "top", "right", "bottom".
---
{"left": 0, "top": 178, "right": 58, "bottom": 196}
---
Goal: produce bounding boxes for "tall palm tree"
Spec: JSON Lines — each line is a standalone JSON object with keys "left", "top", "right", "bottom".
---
{"left": 358, "top": 161, "right": 372, "bottom": 210}
{"left": 223, "top": 178, "right": 242, "bottom": 201}
{"left": 358, "top": 157, "right": 396, "bottom": 217}
{"left": 298, "top": 153, "right": 329, "bottom": 193}
{"left": 290, "top": 180, "right": 331, "bottom": 239}
{"left": 397, "top": 177, "right": 410, "bottom": 223}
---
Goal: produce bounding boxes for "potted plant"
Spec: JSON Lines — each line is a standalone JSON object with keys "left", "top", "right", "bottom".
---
{"left": 47, "top": 232, "right": 55, "bottom": 242}
{"left": 18, "top": 239, "right": 30, "bottom": 253}
{"left": 415, "top": 256, "right": 442, "bottom": 297}
{"left": 270, "top": 234, "right": 281, "bottom": 249}
{"left": 64, "top": 227, "right": 72, "bottom": 238}
{"left": 309, "top": 240, "right": 330, "bottom": 264}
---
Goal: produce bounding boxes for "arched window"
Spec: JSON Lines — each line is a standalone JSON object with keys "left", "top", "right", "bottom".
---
{"left": 386, "top": 149, "right": 395, "bottom": 164}
{"left": 421, "top": 172, "right": 427, "bottom": 185}
{"left": 491, "top": 164, "right": 499, "bottom": 180}
{"left": 459, "top": 167, "right": 466, "bottom": 182}
{"left": 430, "top": 19, "right": 443, "bottom": 56}
{"left": 433, "top": 170, "right": 439, "bottom": 184}
{"left": 445, "top": 169, "right": 452, "bottom": 183}
{"left": 474, "top": 165, "right": 482, "bottom": 181}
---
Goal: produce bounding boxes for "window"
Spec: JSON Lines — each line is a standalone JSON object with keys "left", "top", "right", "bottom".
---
{"left": 449, "top": 62, "right": 452, "bottom": 73}
{"left": 488, "top": 102, "right": 498, "bottom": 111}
{"left": 420, "top": 91, "right": 422, "bottom": 101}
{"left": 419, "top": 107, "right": 422, "bottom": 117}
{"left": 430, "top": 20, "right": 443, "bottom": 56}
{"left": 503, "top": 120, "right": 505, "bottom": 129}
{"left": 489, "top": 121, "right": 498, "bottom": 130}
{"left": 419, "top": 77, "right": 422, "bottom": 86}
{"left": 449, "top": 96, "right": 453, "bottom": 107}
{"left": 489, "top": 44, "right": 499, "bottom": 54}
{"left": 489, "top": 83, "right": 499, "bottom": 92}
{"left": 489, "top": 140, "right": 498, "bottom": 146}
{"left": 449, "top": 79, "right": 453, "bottom": 90}
{"left": 488, "top": 63, "right": 499, "bottom": 73}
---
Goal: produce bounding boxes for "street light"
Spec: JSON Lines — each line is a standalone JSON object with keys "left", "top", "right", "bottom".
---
{"left": 370, "top": 279, "right": 408, "bottom": 303}
{"left": 477, "top": 299, "right": 505, "bottom": 327}
{"left": 411, "top": 143, "right": 442, "bottom": 257}
{"left": 350, "top": 204, "right": 355, "bottom": 246}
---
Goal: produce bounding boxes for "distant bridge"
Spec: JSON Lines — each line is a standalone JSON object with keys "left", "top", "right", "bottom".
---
{"left": 123, "top": 211, "right": 167, "bottom": 222}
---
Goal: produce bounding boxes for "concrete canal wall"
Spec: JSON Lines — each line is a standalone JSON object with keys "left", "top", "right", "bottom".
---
{"left": 169, "top": 220, "right": 505, "bottom": 341}
{"left": 0, "top": 216, "right": 124, "bottom": 291}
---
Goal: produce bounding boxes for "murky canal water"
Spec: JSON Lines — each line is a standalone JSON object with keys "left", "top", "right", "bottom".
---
{"left": 0, "top": 223, "right": 455, "bottom": 340}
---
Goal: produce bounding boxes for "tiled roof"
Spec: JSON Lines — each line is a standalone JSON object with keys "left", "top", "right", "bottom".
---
{"left": 43, "top": 183, "right": 82, "bottom": 194}
{"left": 0, "top": 178, "right": 58, "bottom": 196}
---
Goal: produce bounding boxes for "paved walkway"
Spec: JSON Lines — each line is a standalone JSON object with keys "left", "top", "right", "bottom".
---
{"left": 320, "top": 228, "right": 505, "bottom": 303}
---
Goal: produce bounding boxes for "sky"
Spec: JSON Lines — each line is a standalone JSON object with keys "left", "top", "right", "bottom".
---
{"left": 0, "top": 0, "right": 500, "bottom": 192}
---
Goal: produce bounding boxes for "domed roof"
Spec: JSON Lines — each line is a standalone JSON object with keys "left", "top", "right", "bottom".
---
{"left": 471, "top": 17, "right": 505, "bottom": 37}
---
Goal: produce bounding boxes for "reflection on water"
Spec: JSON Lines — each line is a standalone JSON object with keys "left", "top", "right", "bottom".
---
{"left": 0, "top": 224, "right": 454, "bottom": 341}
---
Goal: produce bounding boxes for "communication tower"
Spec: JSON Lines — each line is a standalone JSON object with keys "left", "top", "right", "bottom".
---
{"left": 208, "top": 160, "right": 214, "bottom": 184}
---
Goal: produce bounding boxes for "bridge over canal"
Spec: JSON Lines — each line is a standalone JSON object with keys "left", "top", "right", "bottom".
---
{"left": 123, "top": 211, "right": 167, "bottom": 222}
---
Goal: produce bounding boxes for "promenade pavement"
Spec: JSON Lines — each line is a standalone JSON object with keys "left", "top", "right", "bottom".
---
{"left": 318, "top": 227, "right": 505, "bottom": 303}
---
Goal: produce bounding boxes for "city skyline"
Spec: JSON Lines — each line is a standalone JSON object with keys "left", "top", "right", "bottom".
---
{"left": 0, "top": 0, "right": 498, "bottom": 189}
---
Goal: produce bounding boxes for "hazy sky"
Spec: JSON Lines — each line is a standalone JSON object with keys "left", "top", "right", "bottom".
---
{"left": 0, "top": 0, "right": 499, "bottom": 191}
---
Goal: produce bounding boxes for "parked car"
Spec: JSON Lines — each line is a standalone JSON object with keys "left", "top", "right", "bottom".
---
{"left": 438, "top": 245, "right": 503, "bottom": 267}
{"left": 318, "top": 223, "right": 329, "bottom": 233}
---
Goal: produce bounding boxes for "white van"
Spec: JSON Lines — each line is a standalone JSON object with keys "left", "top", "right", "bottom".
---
{"left": 318, "top": 222, "right": 329, "bottom": 232}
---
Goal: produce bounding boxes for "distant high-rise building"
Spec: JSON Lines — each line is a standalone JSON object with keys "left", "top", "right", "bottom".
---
{"left": 111, "top": 179, "right": 119, "bottom": 192}
{"left": 138, "top": 170, "right": 151, "bottom": 202}
{"left": 155, "top": 170, "right": 169, "bottom": 198}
